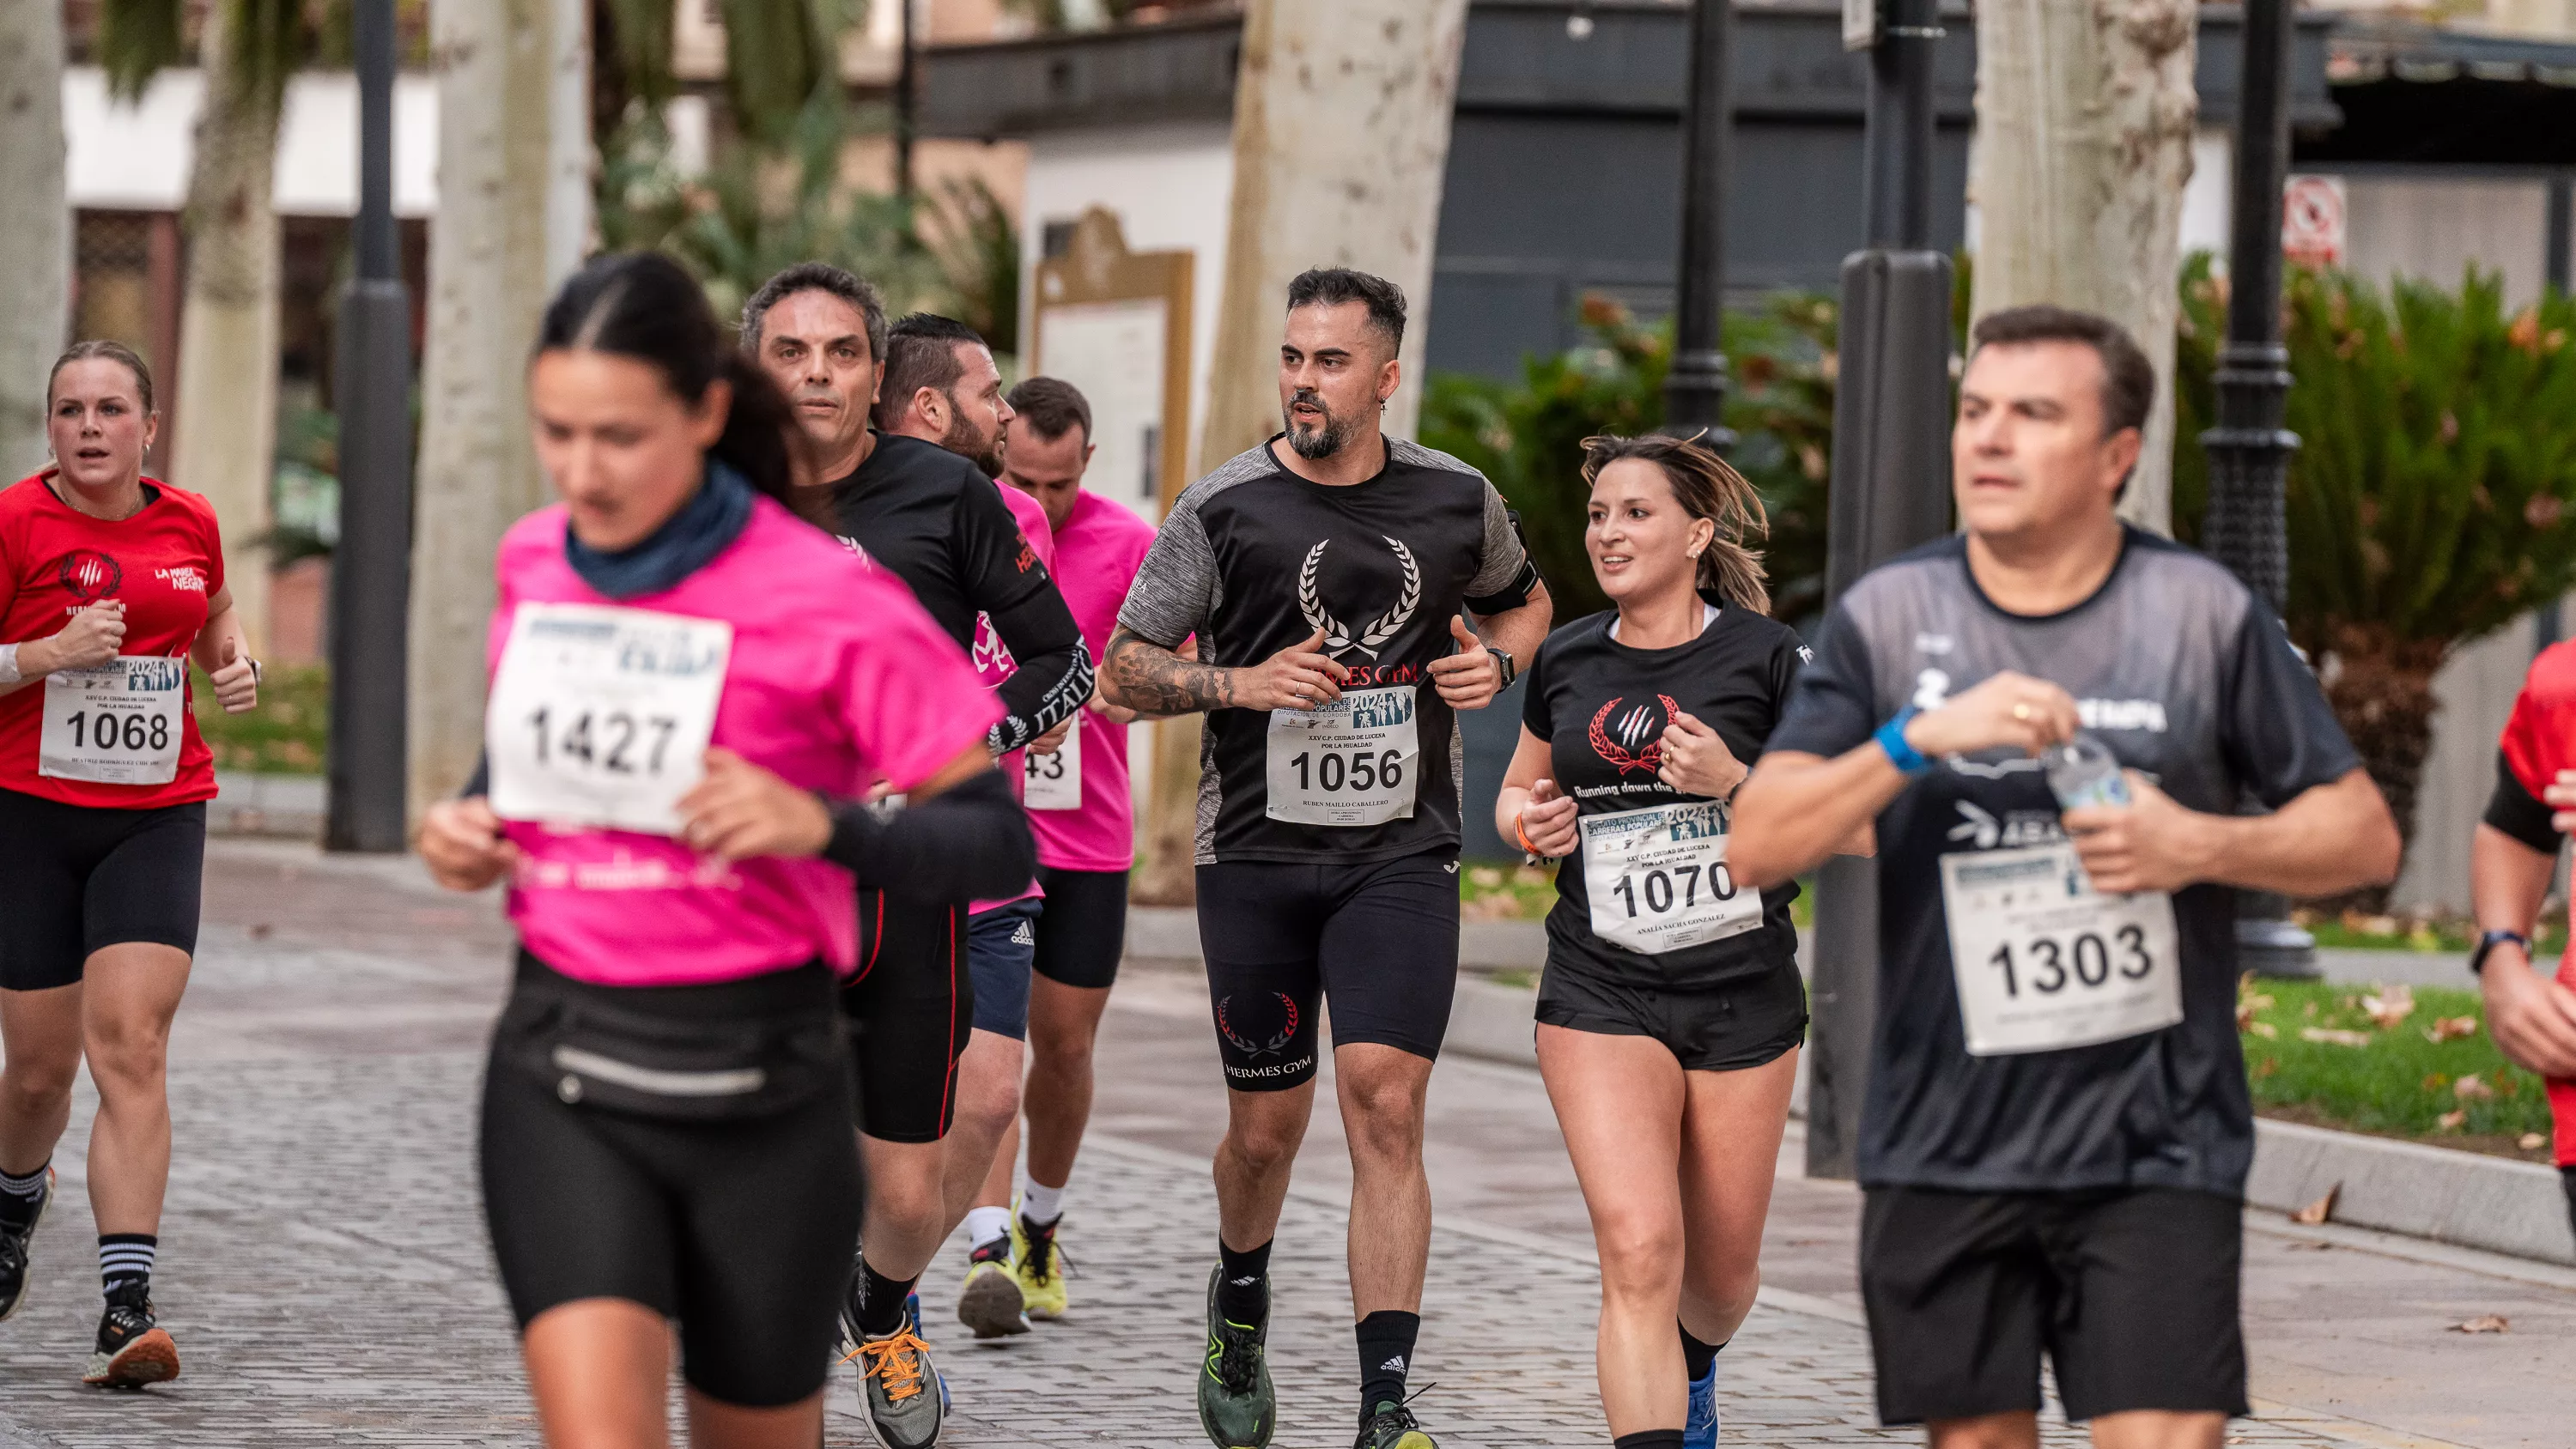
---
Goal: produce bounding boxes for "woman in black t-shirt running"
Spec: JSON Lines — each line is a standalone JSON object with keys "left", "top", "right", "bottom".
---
{"left": 1495, "top": 434, "right": 1851, "bottom": 1449}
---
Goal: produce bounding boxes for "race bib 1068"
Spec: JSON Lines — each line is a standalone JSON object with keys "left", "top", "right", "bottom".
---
{"left": 1265, "top": 684, "right": 1419, "bottom": 827}
{"left": 1580, "top": 799, "right": 1765, "bottom": 955}
{"left": 40, "top": 655, "right": 185, "bottom": 785}
{"left": 1024, "top": 717, "right": 1082, "bottom": 811}
{"left": 485, "top": 603, "right": 733, "bottom": 836}
{"left": 1939, "top": 841, "right": 2183, "bottom": 1056}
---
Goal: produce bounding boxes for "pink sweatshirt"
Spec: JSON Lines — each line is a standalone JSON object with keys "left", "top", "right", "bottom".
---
{"left": 969, "top": 480, "right": 1059, "bottom": 913}
{"left": 1030, "top": 489, "right": 1157, "bottom": 872}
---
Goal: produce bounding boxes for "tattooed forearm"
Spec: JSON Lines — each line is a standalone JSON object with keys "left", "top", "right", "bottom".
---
{"left": 1100, "top": 628, "right": 1235, "bottom": 718}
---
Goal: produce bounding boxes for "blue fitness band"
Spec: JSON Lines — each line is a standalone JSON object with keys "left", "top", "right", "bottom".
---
{"left": 1875, "top": 706, "right": 1929, "bottom": 777}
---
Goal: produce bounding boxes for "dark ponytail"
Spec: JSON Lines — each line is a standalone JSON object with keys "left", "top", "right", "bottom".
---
{"left": 534, "top": 252, "right": 825, "bottom": 524}
{"left": 1579, "top": 432, "right": 1771, "bottom": 615}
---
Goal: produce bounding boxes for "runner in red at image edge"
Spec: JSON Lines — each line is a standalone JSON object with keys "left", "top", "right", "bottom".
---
{"left": 0, "top": 341, "right": 261, "bottom": 1391}
{"left": 2467, "top": 639, "right": 2576, "bottom": 1234}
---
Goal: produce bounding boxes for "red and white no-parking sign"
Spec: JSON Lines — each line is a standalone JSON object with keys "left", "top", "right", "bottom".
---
{"left": 2282, "top": 174, "right": 2347, "bottom": 268}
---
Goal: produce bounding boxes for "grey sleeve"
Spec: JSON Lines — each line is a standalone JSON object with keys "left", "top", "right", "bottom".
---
{"left": 1116, "top": 500, "right": 1218, "bottom": 647}
{"left": 1465, "top": 481, "right": 1533, "bottom": 600}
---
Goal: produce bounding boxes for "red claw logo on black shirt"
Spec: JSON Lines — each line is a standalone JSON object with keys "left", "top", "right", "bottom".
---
{"left": 57, "top": 549, "right": 122, "bottom": 603}
{"left": 1589, "top": 694, "right": 1680, "bottom": 776}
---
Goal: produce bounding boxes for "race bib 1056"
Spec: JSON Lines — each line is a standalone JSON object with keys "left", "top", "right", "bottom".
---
{"left": 1939, "top": 841, "right": 2183, "bottom": 1056}
{"left": 1265, "top": 684, "right": 1419, "bottom": 827}
{"left": 485, "top": 603, "right": 733, "bottom": 836}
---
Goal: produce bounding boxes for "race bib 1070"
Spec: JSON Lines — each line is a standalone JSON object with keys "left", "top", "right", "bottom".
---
{"left": 1579, "top": 799, "right": 1765, "bottom": 955}
{"left": 485, "top": 603, "right": 733, "bottom": 836}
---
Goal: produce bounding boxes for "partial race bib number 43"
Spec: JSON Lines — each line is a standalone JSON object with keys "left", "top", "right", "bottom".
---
{"left": 1939, "top": 841, "right": 2182, "bottom": 1057}
{"left": 1024, "top": 718, "right": 1082, "bottom": 811}
{"left": 1265, "top": 684, "right": 1419, "bottom": 827}
{"left": 1579, "top": 800, "right": 1764, "bottom": 955}
{"left": 40, "top": 656, "right": 186, "bottom": 786}
{"left": 485, "top": 603, "right": 733, "bottom": 836}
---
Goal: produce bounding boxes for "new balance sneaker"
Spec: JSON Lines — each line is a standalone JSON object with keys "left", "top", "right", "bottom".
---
{"left": 956, "top": 1235, "right": 1029, "bottom": 1339}
{"left": 1011, "top": 1210, "right": 1067, "bottom": 1321}
{"left": 1684, "top": 1360, "right": 1719, "bottom": 1448}
{"left": 844, "top": 1319, "right": 943, "bottom": 1449}
{"left": 0, "top": 1167, "right": 52, "bottom": 1323}
{"left": 1197, "top": 1264, "right": 1274, "bottom": 1449}
{"left": 82, "top": 1282, "right": 179, "bottom": 1390}
{"left": 1353, "top": 1398, "right": 1436, "bottom": 1449}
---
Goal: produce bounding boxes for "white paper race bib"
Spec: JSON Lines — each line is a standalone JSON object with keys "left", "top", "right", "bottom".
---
{"left": 1939, "top": 841, "right": 2183, "bottom": 1056}
{"left": 485, "top": 603, "right": 732, "bottom": 836}
{"left": 1264, "top": 685, "right": 1419, "bottom": 827}
{"left": 1024, "top": 718, "right": 1083, "bottom": 810}
{"left": 1580, "top": 799, "right": 1765, "bottom": 955}
{"left": 39, "top": 656, "right": 186, "bottom": 785}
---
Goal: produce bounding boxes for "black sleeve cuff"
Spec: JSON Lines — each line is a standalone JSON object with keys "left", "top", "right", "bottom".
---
{"left": 1466, "top": 557, "right": 1542, "bottom": 617}
{"left": 2484, "top": 749, "right": 2563, "bottom": 855}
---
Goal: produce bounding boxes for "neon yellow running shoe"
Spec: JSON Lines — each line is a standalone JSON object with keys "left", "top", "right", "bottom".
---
{"left": 1011, "top": 1206, "right": 1069, "bottom": 1319}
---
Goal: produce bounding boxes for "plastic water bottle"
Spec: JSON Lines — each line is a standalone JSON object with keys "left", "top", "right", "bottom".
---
{"left": 2044, "top": 733, "right": 2130, "bottom": 811}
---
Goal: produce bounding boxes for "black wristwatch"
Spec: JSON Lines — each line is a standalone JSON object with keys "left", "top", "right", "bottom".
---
{"left": 1490, "top": 646, "right": 1517, "bottom": 689}
{"left": 2470, "top": 929, "right": 2530, "bottom": 975}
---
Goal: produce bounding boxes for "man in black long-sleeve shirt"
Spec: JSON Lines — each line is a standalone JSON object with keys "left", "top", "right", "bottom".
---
{"left": 745, "top": 267, "right": 1087, "bottom": 1449}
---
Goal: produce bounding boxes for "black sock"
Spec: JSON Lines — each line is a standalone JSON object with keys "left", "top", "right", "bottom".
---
{"left": 1680, "top": 1325, "right": 1725, "bottom": 1381}
{"left": 1355, "top": 1309, "right": 1419, "bottom": 1419}
{"left": 0, "top": 1162, "right": 45, "bottom": 1229}
{"left": 1215, "top": 1238, "right": 1271, "bottom": 1326}
{"left": 1613, "top": 1433, "right": 1685, "bottom": 1449}
{"left": 854, "top": 1258, "right": 915, "bottom": 1337}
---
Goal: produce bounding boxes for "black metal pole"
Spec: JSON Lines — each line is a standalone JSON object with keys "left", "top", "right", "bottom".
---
{"left": 325, "top": 0, "right": 414, "bottom": 853}
{"left": 1662, "top": 0, "right": 1735, "bottom": 449}
{"left": 895, "top": 0, "right": 918, "bottom": 199}
{"left": 2199, "top": 0, "right": 2314, "bottom": 976}
{"left": 1807, "top": 0, "right": 1953, "bottom": 1180}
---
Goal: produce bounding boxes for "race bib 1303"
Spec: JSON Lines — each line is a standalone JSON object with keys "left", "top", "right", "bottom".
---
{"left": 1939, "top": 841, "right": 2183, "bottom": 1056}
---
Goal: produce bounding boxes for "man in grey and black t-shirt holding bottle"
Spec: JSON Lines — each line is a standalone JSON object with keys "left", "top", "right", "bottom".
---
{"left": 1102, "top": 268, "right": 1550, "bottom": 1449}
{"left": 1732, "top": 306, "right": 2399, "bottom": 1449}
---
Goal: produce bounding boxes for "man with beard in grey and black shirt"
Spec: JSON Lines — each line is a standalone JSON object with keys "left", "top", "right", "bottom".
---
{"left": 1101, "top": 268, "right": 1550, "bottom": 1449}
{"left": 1731, "top": 306, "right": 2399, "bottom": 1449}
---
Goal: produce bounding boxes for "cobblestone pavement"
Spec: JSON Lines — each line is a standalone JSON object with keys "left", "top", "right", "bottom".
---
{"left": 0, "top": 842, "right": 2560, "bottom": 1447}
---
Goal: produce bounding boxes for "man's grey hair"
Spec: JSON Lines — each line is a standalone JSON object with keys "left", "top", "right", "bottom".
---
{"left": 740, "top": 262, "right": 889, "bottom": 363}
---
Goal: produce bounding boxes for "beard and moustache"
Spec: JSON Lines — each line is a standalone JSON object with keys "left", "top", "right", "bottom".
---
{"left": 939, "top": 403, "right": 1007, "bottom": 478}
{"left": 1284, "top": 387, "right": 1358, "bottom": 461}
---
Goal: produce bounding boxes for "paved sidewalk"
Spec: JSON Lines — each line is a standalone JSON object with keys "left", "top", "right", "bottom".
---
{"left": 0, "top": 842, "right": 2561, "bottom": 1447}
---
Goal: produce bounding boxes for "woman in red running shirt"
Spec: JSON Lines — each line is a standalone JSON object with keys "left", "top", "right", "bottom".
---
{"left": 0, "top": 341, "right": 260, "bottom": 1389}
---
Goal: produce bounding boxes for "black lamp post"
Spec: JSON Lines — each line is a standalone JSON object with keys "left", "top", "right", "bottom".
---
{"left": 1662, "top": 0, "right": 1735, "bottom": 449}
{"left": 2199, "top": 0, "right": 2318, "bottom": 978}
{"left": 325, "top": 0, "right": 413, "bottom": 852}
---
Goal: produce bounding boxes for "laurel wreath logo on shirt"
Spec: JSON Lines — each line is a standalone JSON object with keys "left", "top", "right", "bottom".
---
{"left": 1297, "top": 537, "right": 1419, "bottom": 660}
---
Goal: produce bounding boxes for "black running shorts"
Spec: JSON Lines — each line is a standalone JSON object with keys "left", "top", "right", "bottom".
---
{"left": 1860, "top": 1184, "right": 2249, "bottom": 1426}
{"left": 480, "top": 953, "right": 862, "bottom": 1408}
{"left": 1194, "top": 853, "right": 1460, "bottom": 1092}
{"left": 841, "top": 892, "right": 972, "bottom": 1143}
{"left": 0, "top": 787, "right": 206, "bottom": 992}
{"left": 1031, "top": 866, "right": 1129, "bottom": 991}
{"left": 1535, "top": 961, "right": 1807, "bottom": 1073}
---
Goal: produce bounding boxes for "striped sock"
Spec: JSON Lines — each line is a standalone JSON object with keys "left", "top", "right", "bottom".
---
{"left": 99, "top": 1234, "right": 156, "bottom": 1300}
{"left": 0, "top": 1162, "right": 45, "bottom": 1228}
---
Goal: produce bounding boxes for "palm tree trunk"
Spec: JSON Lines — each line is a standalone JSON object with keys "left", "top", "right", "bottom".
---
{"left": 0, "top": 0, "right": 70, "bottom": 480}
{"left": 407, "top": 0, "right": 571, "bottom": 815}
{"left": 1969, "top": 0, "right": 2197, "bottom": 534}
{"left": 2315, "top": 625, "right": 2445, "bottom": 917}
{"left": 172, "top": 0, "right": 284, "bottom": 649}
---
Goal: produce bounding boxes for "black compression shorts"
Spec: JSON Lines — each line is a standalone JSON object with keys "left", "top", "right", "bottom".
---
{"left": 1194, "top": 854, "right": 1459, "bottom": 1092}
{"left": 1860, "top": 1184, "right": 2248, "bottom": 1426}
{"left": 841, "top": 892, "right": 971, "bottom": 1143}
{"left": 0, "top": 788, "right": 205, "bottom": 992}
{"left": 480, "top": 954, "right": 861, "bottom": 1408}
{"left": 1031, "top": 866, "right": 1129, "bottom": 991}
{"left": 1535, "top": 961, "right": 1807, "bottom": 1073}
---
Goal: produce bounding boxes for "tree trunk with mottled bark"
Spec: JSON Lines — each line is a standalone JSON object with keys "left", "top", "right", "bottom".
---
{"left": 171, "top": 0, "right": 284, "bottom": 648}
{"left": 1969, "top": 0, "right": 2197, "bottom": 533}
{"left": 407, "top": 0, "right": 574, "bottom": 815}
{"left": 0, "top": 0, "right": 70, "bottom": 480}
{"left": 1133, "top": 0, "right": 1470, "bottom": 905}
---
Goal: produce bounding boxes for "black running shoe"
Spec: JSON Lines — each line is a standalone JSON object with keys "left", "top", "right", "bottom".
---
{"left": 0, "top": 1167, "right": 52, "bottom": 1323}
{"left": 83, "top": 1282, "right": 179, "bottom": 1389}
{"left": 1353, "top": 1397, "right": 1437, "bottom": 1449}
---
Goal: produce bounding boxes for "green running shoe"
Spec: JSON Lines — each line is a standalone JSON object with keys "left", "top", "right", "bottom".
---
{"left": 1353, "top": 1398, "right": 1436, "bottom": 1449}
{"left": 1197, "top": 1264, "right": 1274, "bottom": 1449}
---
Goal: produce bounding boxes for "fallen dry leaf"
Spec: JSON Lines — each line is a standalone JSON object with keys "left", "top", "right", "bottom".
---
{"left": 2424, "top": 1016, "right": 2480, "bottom": 1043}
{"left": 2439, "top": 1110, "right": 2468, "bottom": 1131}
{"left": 2300, "top": 1028, "right": 2373, "bottom": 1047}
{"left": 2451, "top": 1315, "right": 2510, "bottom": 1334}
{"left": 2521, "top": 1132, "right": 2549, "bottom": 1151}
{"left": 2361, "top": 984, "right": 2415, "bottom": 1029}
{"left": 2454, "top": 1075, "right": 2496, "bottom": 1102}
{"left": 2290, "top": 1185, "right": 2339, "bottom": 1225}
{"left": 2246, "top": 1021, "right": 2278, "bottom": 1039}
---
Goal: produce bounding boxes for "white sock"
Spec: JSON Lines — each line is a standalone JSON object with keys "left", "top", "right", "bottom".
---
{"left": 964, "top": 1204, "right": 1012, "bottom": 1251}
{"left": 1019, "top": 1179, "right": 1067, "bottom": 1228}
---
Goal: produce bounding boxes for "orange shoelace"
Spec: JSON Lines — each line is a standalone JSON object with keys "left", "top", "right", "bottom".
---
{"left": 845, "top": 1329, "right": 928, "bottom": 1403}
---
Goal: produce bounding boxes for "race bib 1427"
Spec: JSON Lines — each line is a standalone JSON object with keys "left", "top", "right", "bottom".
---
{"left": 485, "top": 603, "right": 733, "bottom": 836}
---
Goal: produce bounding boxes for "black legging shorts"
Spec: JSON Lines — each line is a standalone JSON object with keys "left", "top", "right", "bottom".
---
{"left": 479, "top": 954, "right": 862, "bottom": 1408}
